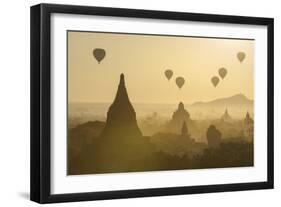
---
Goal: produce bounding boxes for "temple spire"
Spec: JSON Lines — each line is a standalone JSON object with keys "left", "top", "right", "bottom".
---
{"left": 246, "top": 111, "right": 250, "bottom": 119}
{"left": 221, "top": 108, "right": 232, "bottom": 122}
{"left": 181, "top": 121, "right": 188, "bottom": 136}
{"left": 120, "top": 73, "right": 125, "bottom": 85}
{"left": 113, "top": 73, "right": 130, "bottom": 104}
{"left": 101, "top": 74, "right": 142, "bottom": 137}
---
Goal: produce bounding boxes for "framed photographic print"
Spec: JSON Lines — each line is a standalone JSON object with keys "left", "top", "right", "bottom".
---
{"left": 30, "top": 3, "right": 274, "bottom": 203}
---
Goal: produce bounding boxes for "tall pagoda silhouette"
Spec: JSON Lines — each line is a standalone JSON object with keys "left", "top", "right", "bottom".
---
{"left": 85, "top": 74, "right": 153, "bottom": 173}
{"left": 101, "top": 74, "right": 142, "bottom": 138}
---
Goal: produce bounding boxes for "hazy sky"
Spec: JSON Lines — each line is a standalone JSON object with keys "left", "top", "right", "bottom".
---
{"left": 68, "top": 31, "right": 254, "bottom": 104}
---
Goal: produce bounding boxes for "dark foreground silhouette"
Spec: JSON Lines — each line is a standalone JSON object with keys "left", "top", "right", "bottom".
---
{"left": 68, "top": 74, "right": 253, "bottom": 175}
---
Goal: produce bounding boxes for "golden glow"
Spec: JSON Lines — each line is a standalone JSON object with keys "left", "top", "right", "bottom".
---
{"left": 68, "top": 31, "right": 254, "bottom": 104}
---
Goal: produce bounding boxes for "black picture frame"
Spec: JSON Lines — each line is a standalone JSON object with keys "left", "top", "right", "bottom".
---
{"left": 30, "top": 3, "right": 274, "bottom": 204}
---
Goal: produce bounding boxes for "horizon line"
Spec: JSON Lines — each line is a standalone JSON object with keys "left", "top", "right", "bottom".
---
{"left": 69, "top": 93, "right": 254, "bottom": 105}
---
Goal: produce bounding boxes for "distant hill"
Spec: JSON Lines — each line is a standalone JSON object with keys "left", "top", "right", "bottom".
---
{"left": 191, "top": 94, "right": 253, "bottom": 108}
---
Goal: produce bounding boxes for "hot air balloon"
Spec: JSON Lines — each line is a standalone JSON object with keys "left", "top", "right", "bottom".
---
{"left": 211, "top": 76, "right": 219, "bottom": 87}
{"left": 237, "top": 52, "right": 246, "bottom": 63}
{"left": 164, "top": 69, "right": 173, "bottom": 80}
{"left": 93, "top": 48, "right": 106, "bottom": 64}
{"left": 175, "top": 77, "right": 185, "bottom": 89}
{"left": 218, "top": 68, "right": 227, "bottom": 79}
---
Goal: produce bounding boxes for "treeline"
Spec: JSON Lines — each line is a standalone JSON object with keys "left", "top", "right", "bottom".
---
{"left": 68, "top": 141, "right": 253, "bottom": 175}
